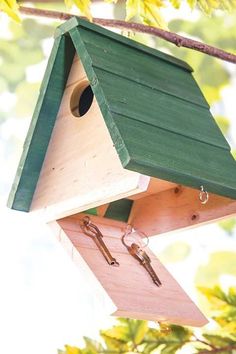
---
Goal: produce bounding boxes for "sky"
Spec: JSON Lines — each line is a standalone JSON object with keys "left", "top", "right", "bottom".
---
{"left": 0, "top": 3, "right": 236, "bottom": 354}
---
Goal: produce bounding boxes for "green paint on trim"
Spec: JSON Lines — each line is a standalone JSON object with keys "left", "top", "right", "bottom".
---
{"left": 105, "top": 199, "right": 133, "bottom": 222}
{"left": 84, "top": 208, "right": 98, "bottom": 216}
{"left": 55, "top": 17, "right": 193, "bottom": 72}
{"left": 8, "top": 35, "right": 75, "bottom": 211}
{"left": 7, "top": 18, "right": 236, "bottom": 213}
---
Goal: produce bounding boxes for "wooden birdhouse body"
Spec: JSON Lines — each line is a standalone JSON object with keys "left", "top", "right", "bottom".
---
{"left": 8, "top": 17, "right": 236, "bottom": 327}
{"left": 30, "top": 54, "right": 148, "bottom": 220}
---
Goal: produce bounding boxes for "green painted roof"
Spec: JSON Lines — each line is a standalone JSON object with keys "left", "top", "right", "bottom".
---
{"left": 8, "top": 17, "right": 236, "bottom": 212}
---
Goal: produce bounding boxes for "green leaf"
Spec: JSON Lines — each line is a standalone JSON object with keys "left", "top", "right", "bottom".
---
{"left": 187, "top": 0, "right": 196, "bottom": 9}
{"left": 159, "top": 241, "right": 191, "bottom": 263}
{"left": 195, "top": 252, "right": 236, "bottom": 287}
{"left": 83, "top": 337, "right": 103, "bottom": 354}
{"left": 168, "top": 0, "right": 181, "bottom": 9}
{"left": 202, "top": 334, "right": 235, "bottom": 347}
{"left": 102, "top": 325, "right": 129, "bottom": 342}
{"left": 198, "top": 285, "right": 236, "bottom": 330}
{"left": 22, "top": 19, "right": 54, "bottom": 39}
{"left": 67, "top": 0, "right": 92, "bottom": 21}
{"left": 0, "top": 0, "right": 20, "bottom": 22}
{"left": 133, "top": 320, "right": 148, "bottom": 345}
{"left": 201, "top": 85, "right": 221, "bottom": 105}
{"left": 0, "top": 61, "right": 25, "bottom": 89}
{"left": 198, "top": 286, "right": 229, "bottom": 306}
{"left": 198, "top": 56, "right": 230, "bottom": 88}
{"left": 0, "top": 77, "right": 7, "bottom": 94}
{"left": 14, "top": 82, "right": 40, "bottom": 117}
{"left": 197, "top": 0, "right": 212, "bottom": 15}
{"left": 101, "top": 319, "right": 148, "bottom": 351}
{"left": 125, "top": 0, "right": 140, "bottom": 21}
{"left": 218, "top": 218, "right": 236, "bottom": 235}
{"left": 160, "top": 344, "right": 183, "bottom": 354}
{"left": 83, "top": 337, "right": 103, "bottom": 353}
{"left": 143, "top": 324, "right": 192, "bottom": 354}
{"left": 140, "top": 0, "right": 168, "bottom": 29}
{"left": 214, "top": 116, "right": 230, "bottom": 135}
{"left": 8, "top": 19, "right": 25, "bottom": 39}
{"left": 64, "top": 345, "right": 81, "bottom": 354}
{"left": 101, "top": 333, "right": 129, "bottom": 351}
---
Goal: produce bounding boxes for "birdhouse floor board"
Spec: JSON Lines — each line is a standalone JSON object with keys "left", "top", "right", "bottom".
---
{"left": 49, "top": 213, "right": 208, "bottom": 327}
{"left": 129, "top": 186, "right": 236, "bottom": 237}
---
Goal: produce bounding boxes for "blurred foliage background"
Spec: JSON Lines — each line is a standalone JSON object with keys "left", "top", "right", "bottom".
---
{"left": 0, "top": 1, "right": 236, "bottom": 353}
{"left": 59, "top": 286, "right": 236, "bottom": 353}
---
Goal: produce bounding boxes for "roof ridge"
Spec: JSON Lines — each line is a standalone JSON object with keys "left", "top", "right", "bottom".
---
{"left": 56, "top": 17, "right": 193, "bottom": 73}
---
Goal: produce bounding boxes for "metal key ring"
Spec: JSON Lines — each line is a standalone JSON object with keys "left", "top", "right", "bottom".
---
{"left": 199, "top": 185, "right": 209, "bottom": 205}
{"left": 122, "top": 225, "right": 149, "bottom": 248}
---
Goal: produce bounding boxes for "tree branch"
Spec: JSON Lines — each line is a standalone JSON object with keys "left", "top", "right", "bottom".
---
{"left": 19, "top": 6, "right": 236, "bottom": 64}
{"left": 197, "top": 344, "right": 236, "bottom": 354}
{"left": 192, "top": 335, "right": 217, "bottom": 350}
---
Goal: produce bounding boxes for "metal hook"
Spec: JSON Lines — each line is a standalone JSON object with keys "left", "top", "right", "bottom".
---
{"left": 81, "top": 216, "right": 119, "bottom": 267}
{"left": 199, "top": 185, "right": 209, "bottom": 205}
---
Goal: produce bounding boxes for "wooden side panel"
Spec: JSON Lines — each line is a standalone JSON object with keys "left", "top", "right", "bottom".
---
{"left": 30, "top": 56, "right": 150, "bottom": 221}
{"left": 8, "top": 35, "right": 75, "bottom": 212}
{"left": 129, "top": 186, "right": 236, "bottom": 237}
{"left": 50, "top": 213, "right": 208, "bottom": 327}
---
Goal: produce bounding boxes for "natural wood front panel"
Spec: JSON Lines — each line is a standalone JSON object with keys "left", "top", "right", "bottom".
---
{"left": 30, "top": 55, "right": 149, "bottom": 221}
{"left": 129, "top": 186, "right": 236, "bottom": 237}
{"left": 49, "top": 213, "right": 208, "bottom": 326}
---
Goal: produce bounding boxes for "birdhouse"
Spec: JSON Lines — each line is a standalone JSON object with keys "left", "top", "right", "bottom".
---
{"left": 8, "top": 17, "right": 236, "bottom": 327}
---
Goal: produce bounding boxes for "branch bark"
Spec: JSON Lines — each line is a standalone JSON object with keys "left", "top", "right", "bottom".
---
{"left": 197, "top": 344, "right": 236, "bottom": 354}
{"left": 19, "top": 6, "right": 236, "bottom": 64}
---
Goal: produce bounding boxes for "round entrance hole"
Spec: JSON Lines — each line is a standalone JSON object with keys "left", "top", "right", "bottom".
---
{"left": 70, "top": 82, "right": 94, "bottom": 117}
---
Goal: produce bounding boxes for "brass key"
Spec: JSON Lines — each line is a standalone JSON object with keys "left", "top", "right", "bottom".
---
{"left": 81, "top": 216, "right": 119, "bottom": 267}
{"left": 122, "top": 235, "right": 162, "bottom": 287}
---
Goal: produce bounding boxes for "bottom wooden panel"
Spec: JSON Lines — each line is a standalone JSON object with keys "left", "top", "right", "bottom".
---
{"left": 49, "top": 213, "right": 207, "bottom": 327}
{"left": 129, "top": 186, "right": 236, "bottom": 237}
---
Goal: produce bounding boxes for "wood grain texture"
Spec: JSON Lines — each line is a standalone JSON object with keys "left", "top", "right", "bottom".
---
{"left": 69, "top": 25, "right": 236, "bottom": 200}
{"left": 8, "top": 18, "right": 236, "bottom": 214}
{"left": 50, "top": 217, "right": 117, "bottom": 315}
{"left": 73, "top": 32, "right": 208, "bottom": 109}
{"left": 91, "top": 68, "right": 228, "bottom": 150}
{"left": 7, "top": 35, "right": 75, "bottom": 212}
{"left": 129, "top": 186, "right": 236, "bottom": 237}
{"left": 113, "top": 114, "right": 236, "bottom": 200}
{"left": 56, "top": 17, "right": 193, "bottom": 72}
{"left": 128, "top": 177, "right": 177, "bottom": 200}
{"left": 30, "top": 55, "right": 150, "bottom": 221}
{"left": 50, "top": 213, "right": 208, "bottom": 326}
